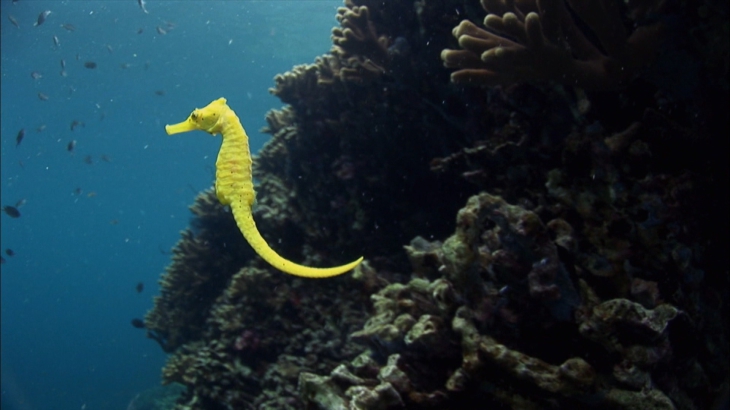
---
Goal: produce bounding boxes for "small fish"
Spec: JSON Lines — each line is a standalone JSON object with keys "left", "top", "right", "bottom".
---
{"left": 31, "top": 71, "right": 42, "bottom": 79}
{"left": 84, "top": 61, "right": 97, "bottom": 69}
{"left": 87, "top": 192, "right": 96, "bottom": 198}
{"left": 84, "top": 155, "right": 93, "bottom": 164}
{"left": 74, "top": 187, "right": 82, "bottom": 196}
{"left": 14, "top": 199, "right": 27, "bottom": 208}
{"left": 136, "top": 27, "right": 144, "bottom": 34}
{"left": 135, "top": 282, "right": 144, "bottom": 293}
{"left": 53, "top": 35, "right": 60, "bottom": 47}
{"left": 38, "top": 92, "right": 49, "bottom": 101}
{"left": 16, "top": 129, "right": 25, "bottom": 147}
{"left": 70, "top": 120, "right": 85, "bottom": 131}
{"left": 143, "top": 61, "right": 150, "bottom": 70}
{"left": 5, "top": 249, "right": 15, "bottom": 257}
{"left": 60, "top": 23, "right": 75, "bottom": 31}
{"left": 2, "top": 206, "right": 21, "bottom": 218}
{"left": 37, "top": 124, "right": 46, "bottom": 132}
{"left": 109, "top": 219, "right": 119, "bottom": 225}
{"left": 137, "top": 0, "right": 149, "bottom": 14}
{"left": 76, "top": 53, "right": 81, "bottom": 61}
{"left": 8, "top": 15, "right": 20, "bottom": 29}
{"left": 60, "top": 59, "right": 66, "bottom": 69}
{"left": 156, "top": 26, "right": 166, "bottom": 35}
{"left": 154, "top": 90, "right": 165, "bottom": 96}
{"left": 34, "top": 10, "right": 51, "bottom": 27}
{"left": 120, "top": 63, "right": 131, "bottom": 69}
{"left": 131, "top": 318, "right": 145, "bottom": 329}
{"left": 67, "top": 140, "right": 76, "bottom": 152}
{"left": 60, "top": 69, "right": 67, "bottom": 77}
{"left": 101, "top": 154, "right": 112, "bottom": 162}
{"left": 105, "top": 44, "right": 113, "bottom": 53}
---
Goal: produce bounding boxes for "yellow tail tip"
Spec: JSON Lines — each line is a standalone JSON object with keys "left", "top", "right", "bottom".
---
{"left": 278, "top": 256, "right": 364, "bottom": 279}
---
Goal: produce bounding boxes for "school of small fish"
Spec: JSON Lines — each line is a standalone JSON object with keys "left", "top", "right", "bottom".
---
{"left": 3, "top": 1, "right": 176, "bottom": 277}
{"left": 7, "top": 1, "right": 173, "bottom": 171}
{"left": 9, "top": 0, "right": 175, "bottom": 140}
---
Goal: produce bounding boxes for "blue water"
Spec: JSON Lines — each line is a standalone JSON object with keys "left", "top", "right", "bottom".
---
{"left": 1, "top": 1, "right": 339, "bottom": 408}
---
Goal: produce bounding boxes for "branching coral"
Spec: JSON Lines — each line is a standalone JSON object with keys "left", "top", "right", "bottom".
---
{"left": 441, "top": 0, "right": 669, "bottom": 90}
{"left": 269, "top": 64, "right": 320, "bottom": 106}
{"left": 269, "top": 3, "right": 391, "bottom": 101}
{"left": 331, "top": 4, "right": 391, "bottom": 82}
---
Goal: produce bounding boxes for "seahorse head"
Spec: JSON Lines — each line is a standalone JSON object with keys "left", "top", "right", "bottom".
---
{"left": 166, "top": 98, "right": 228, "bottom": 136}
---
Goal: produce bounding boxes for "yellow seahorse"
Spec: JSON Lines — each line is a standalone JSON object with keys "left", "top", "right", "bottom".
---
{"left": 165, "top": 98, "right": 363, "bottom": 278}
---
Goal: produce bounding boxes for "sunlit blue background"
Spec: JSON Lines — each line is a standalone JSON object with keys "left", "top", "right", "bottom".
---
{"left": 1, "top": 1, "right": 339, "bottom": 408}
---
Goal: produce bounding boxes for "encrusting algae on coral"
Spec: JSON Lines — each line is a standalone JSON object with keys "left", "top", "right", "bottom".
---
{"left": 166, "top": 98, "right": 363, "bottom": 278}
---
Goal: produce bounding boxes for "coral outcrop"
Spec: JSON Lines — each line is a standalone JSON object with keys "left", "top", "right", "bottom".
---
{"left": 300, "top": 192, "right": 713, "bottom": 408}
{"left": 150, "top": 227, "right": 381, "bottom": 408}
{"left": 260, "top": 0, "right": 481, "bottom": 273}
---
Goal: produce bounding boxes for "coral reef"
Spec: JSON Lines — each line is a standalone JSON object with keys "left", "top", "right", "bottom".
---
{"left": 157, "top": 261, "right": 386, "bottom": 409}
{"left": 261, "top": 0, "right": 481, "bottom": 273}
{"left": 301, "top": 192, "right": 712, "bottom": 408}
{"left": 145, "top": 0, "right": 727, "bottom": 409}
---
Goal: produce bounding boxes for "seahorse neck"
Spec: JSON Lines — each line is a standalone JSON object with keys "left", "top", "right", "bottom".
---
{"left": 220, "top": 110, "right": 245, "bottom": 141}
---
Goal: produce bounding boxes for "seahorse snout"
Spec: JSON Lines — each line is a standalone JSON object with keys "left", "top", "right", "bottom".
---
{"left": 165, "top": 117, "right": 198, "bottom": 135}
